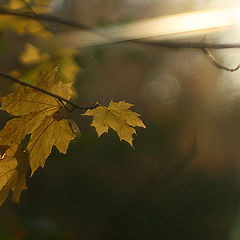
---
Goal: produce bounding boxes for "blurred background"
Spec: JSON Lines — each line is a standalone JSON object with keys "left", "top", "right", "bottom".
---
{"left": 1, "top": 0, "right": 240, "bottom": 239}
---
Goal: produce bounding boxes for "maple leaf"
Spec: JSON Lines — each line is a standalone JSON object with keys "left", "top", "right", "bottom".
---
{"left": 0, "top": 145, "right": 17, "bottom": 192}
{"left": 0, "top": 144, "right": 29, "bottom": 206}
{"left": 27, "top": 114, "right": 75, "bottom": 174}
{"left": 0, "top": 112, "right": 53, "bottom": 146}
{"left": 1, "top": 68, "right": 72, "bottom": 116}
{"left": 83, "top": 100, "right": 146, "bottom": 146}
{"left": 0, "top": 68, "right": 76, "bottom": 175}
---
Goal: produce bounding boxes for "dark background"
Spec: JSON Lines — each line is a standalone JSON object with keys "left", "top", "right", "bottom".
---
{"left": 1, "top": 0, "right": 240, "bottom": 239}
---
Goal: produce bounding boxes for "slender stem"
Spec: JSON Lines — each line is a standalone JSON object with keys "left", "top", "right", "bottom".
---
{"left": 131, "top": 40, "right": 240, "bottom": 49}
{"left": 201, "top": 48, "right": 240, "bottom": 72}
{"left": 0, "top": 7, "right": 91, "bottom": 31}
{"left": 0, "top": 71, "right": 99, "bottom": 111}
{"left": 21, "top": 0, "right": 52, "bottom": 32}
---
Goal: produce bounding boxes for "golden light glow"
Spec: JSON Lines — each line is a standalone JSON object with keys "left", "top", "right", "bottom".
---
{"left": 59, "top": 5, "right": 240, "bottom": 48}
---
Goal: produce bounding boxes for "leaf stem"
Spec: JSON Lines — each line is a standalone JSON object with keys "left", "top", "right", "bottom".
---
{"left": 0, "top": 71, "right": 99, "bottom": 111}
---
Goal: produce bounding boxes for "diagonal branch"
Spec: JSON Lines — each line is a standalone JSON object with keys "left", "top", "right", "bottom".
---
{"left": 1, "top": 6, "right": 240, "bottom": 50}
{"left": 21, "top": 0, "right": 52, "bottom": 32}
{"left": 0, "top": 71, "right": 99, "bottom": 111}
{"left": 132, "top": 40, "right": 240, "bottom": 50}
{"left": 0, "top": 7, "right": 91, "bottom": 31}
{"left": 1, "top": 6, "right": 240, "bottom": 71}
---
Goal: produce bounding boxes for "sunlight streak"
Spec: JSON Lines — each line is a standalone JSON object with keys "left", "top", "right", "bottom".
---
{"left": 59, "top": 5, "right": 240, "bottom": 48}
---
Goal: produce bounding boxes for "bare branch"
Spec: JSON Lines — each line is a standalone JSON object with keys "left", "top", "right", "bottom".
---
{"left": 0, "top": 7, "right": 91, "bottom": 31}
{"left": 201, "top": 48, "right": 240, "bottom": 72}
{"left": 1, "top": 7, "right": 240, "bottom": 50}
{"left": 131, "top": 40, "right": 240, "bottom": 49}
{"left": 0, "top": 71, "right": 99, "bottom": 111}
{"left": 1, "top": 6, "right": 240, "bottom": 72}
{"left": 21, "top": 0, "right": 52, "bottom": 32}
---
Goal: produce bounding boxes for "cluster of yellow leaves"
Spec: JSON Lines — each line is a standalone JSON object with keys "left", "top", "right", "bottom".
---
{"left": 0, "top": 0, "right": 146, "bottom": 209}
{"left": 0, "top": 67, "right": 145, "bottom": 206}
{"left": 19, "top": 44, "right": 80, "bottom": 84}
{"left": 0, "top": 67, "right": 76, "bottom": 206}
{"left": 83, "top": 100, "right": 146, "bottom": 146}
{"left": 1, "top": 1, "right": 80, "bottom": 90}
{"left": 0, "top": 0, "right": 52, "bottom": 37}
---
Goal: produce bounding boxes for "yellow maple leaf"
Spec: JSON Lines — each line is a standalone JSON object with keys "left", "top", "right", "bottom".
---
{"left": 0, "top": 144, "right": 29, "bottom": 206}
{"left": 83, "top": 100, "right": 146, "bottom": 146}
{"left": 0, "top": 68, "right": 76, "bottom": 175}
{"left": 0, "top": 145, "right": 17, "bottom": 192}
{"left": 1, "top": 67, "right": 72, "bottom": 115}
{"left": 0, "top": 112, "right": 52, "bottom": 145}
{"left": 27, "top": 114, "right": 75, "bottom": 175}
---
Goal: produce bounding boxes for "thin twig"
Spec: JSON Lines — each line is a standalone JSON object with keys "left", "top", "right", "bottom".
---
{"left": 0, "top": 71, "right": 99, "bottom": 111}
{"left": 21, "top": 0, "right": 52, "bottom": 32}
{"left": 132, "top": 40, "right": 240, "bottom": 50}
{"left": 201, "top": 48, "right": 240, "bottom": 72}
{"left": 0, "top": 7, "right": 91, "bottom": 30}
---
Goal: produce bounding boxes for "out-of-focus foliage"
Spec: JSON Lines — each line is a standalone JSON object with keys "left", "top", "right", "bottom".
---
{"left": 20, "top": 43, "right": 49, "bottom": 65}
{"left": 19, "top": 44, "right": 80, "bottom": 84}
{"left": 0, "top": 0, "right": 81, "bottom": 88}
{"left": 0, "top": 0, "right": 52, "bottom": 37}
